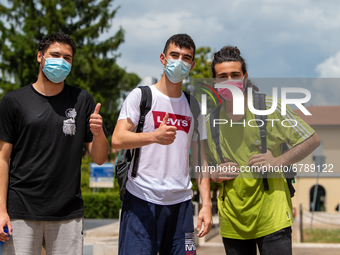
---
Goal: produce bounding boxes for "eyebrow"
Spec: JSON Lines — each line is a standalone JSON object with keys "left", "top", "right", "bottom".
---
{"left": 169, "top": 51, "right": 193, "bottom": 60}
{"left": 49, "top": 51, "right": 73, "bottom": 58}
{"left": 217, "top": 71, "right": 242, "bottom": 76}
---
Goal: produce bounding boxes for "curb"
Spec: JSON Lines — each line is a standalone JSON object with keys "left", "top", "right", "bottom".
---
{"left": 292, "top": 243, "right": 340, "bottom": 248}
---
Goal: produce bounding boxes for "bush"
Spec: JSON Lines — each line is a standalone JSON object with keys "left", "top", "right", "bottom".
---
{"left": 83, "top": 192, "right": 121, "bottom": 218}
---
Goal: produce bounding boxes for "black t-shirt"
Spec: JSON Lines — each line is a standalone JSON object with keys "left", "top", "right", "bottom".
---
{"left": 0, "top": 83, "right": 97, "bottom": 221}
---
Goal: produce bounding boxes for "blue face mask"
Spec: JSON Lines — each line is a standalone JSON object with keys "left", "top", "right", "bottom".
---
{"left": 41, "top": 55, "right": 72, "bottom": 83}
{"left": 164, "top": 56, "right": 192, "bottom": 83}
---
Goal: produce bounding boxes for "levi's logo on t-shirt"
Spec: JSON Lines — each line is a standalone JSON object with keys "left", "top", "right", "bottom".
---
{"left": 152, "top": 111, "right": 191, "bottom": 133}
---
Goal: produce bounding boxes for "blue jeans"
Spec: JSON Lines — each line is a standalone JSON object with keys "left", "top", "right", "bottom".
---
{"left": 119, "top": 191, "right": 196, "bottom": 255}
{"left": 222, "top": 227, "right": 292, "bottom": 255}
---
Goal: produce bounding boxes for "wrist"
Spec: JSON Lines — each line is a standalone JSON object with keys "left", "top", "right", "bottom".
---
{"left": 149, "top": 131, "right": 158, "bottom": 144}
{"left": 0, "top": 208, "right": 8, "bottom": 215}
{"left": 274, "top": 155, "right": 286, "bottom": 167}
{"left": 92, "top": 128, "right": 105, "bottom": 137}
{"left": 201, "top": 201, "right": 212, "bottom": 208}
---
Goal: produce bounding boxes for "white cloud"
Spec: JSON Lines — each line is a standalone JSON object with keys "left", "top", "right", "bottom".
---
{"left": 315, "top": 51, "right": 340, "bottom": 78}
{"left": 104, "top": 0, "right": 340, "bottom": 79}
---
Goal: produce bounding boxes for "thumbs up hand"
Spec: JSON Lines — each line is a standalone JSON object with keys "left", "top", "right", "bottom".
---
{"left": 153, "top": 112, "right": 177, "bottom": 145}
{"left": 89, "top": 103, "right": 104, "bottom": 136}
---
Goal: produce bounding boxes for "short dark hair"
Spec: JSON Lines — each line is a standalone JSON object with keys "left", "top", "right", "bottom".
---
{"left": 38, "top": 32, "right": 77, "bottom": 57}
{"left": 163, "top": 34, "right": 196, "bottom": 60}
{"left": 211, "top": 46, "right": 247, "bottom": 78}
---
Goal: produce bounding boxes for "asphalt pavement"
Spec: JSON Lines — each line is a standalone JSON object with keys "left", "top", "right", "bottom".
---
{"left": 83, "top": 219, "right": 118, "bottom": 255}
{"left": 83, "top": 218, "right": 340, "bottom": 255}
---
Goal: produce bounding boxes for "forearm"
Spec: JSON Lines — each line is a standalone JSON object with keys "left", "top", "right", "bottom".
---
{"left": 0, "top": 160, "right": 9, "bottom": 214}
{"left": 112, "top": 129, "right": 157, "bottom": 150}
{"left": 277, "top": 132, "right": 320, "bottom": 166}
{"left": 88, "top": 132, "right": 109, "bottom": 165}
{"left": 192, "top": 141, "right": 212, "bottom": 207}
{"left": 196, "top": 177, "right": 212, "bottom": 207}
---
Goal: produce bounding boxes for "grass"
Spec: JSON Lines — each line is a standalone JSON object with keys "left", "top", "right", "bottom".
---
{"left": 304, "top": 228, "right": 340, "bottom": 243}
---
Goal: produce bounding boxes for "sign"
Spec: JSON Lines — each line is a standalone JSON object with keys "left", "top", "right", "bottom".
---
{"left": 201, "top": 85, "right": 312, "bottom": 116}
{"left": 89, "top": 163, "right": 114, "bottom": 188}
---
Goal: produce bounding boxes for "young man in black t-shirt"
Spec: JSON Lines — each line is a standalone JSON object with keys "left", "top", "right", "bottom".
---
{"left": 0, "top": 33, "right": 108, "bottom": 254}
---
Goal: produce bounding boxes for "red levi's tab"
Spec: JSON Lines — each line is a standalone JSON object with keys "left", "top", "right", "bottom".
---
{"left": 153, "top": 111, "right": 192, "bottom": 133}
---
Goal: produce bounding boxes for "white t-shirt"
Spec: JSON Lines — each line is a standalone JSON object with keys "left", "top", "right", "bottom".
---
{"left": 118, "top": 85, "right": 207, "bottom": 205}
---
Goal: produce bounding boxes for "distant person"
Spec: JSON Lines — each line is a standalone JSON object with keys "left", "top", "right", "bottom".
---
{"left": 112, "top": 33, "right": 212, "bottom": 255}
{"left": 0, "top": 32, "right": 109, "bottom": 255}
{"left": 205, "top": 45, "right": 320, "bottom": 255}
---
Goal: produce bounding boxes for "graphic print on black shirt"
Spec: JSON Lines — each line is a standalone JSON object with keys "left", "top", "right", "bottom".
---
{"left": 63, "top": 108, "right": 77, "bottom": 135}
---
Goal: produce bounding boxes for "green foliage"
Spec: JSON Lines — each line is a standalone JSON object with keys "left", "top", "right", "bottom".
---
{"left": 83, "top": 192, "right": 121, "bottom": 218}
{"left": 81, "top": 155, "right": 92, "bottom": 193}
{"left": 191, "top": 46, "right": 214, "bottom": 79}
{"left": 187, "top": 46, "right": 217, "bottom": 112}
{"left": 0, "top": 0, "right": 141, "bottom": 133}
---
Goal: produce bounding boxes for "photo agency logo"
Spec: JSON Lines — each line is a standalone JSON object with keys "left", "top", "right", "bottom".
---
{"left": 195, "top": 79, "right": 312, "bottom": 128}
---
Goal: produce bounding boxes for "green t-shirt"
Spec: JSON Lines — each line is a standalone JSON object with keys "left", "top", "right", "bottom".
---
{"left": 205, "top": 97, "right": 315, "bottom": 239}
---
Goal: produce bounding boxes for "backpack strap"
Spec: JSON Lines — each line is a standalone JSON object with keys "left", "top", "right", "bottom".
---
{"left": 254, "top": 93, "right": 269, "bottom": 191}
{"left": 183, "top": 91, "right": 201, "bottom": 168}
{"left": 131, "top": 86, "right": 152, "bottom": 178}
{"left": 209, "top": 105, "right": 227, "bottom": 200}
{"left": 209, "top": 105, "right": 224, "bottom": 163}
{"left": 282, "top": 143, "right": 297, "bottom": 197}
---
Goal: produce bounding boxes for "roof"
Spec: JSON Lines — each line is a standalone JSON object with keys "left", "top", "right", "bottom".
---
{"left": 293, "top": 106, "right": 340, "bottom": 126}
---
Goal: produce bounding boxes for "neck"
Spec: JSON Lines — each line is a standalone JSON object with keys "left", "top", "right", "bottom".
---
{"left": 223, "top": 94, "right": 248, "bottom": 120}
{"left": 33, "top": 71, "right": 64, "bottom": 96}
{"left": 154, "top": 74, "right": 183, "bottom": 98}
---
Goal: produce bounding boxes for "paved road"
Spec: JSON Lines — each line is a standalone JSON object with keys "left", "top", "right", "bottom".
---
{"left": 84, "top": 219, "right": 118, "bottom": 231}
{"left": 83, "top": 219, "right": 340, "bottom": 255}
{"left": 197, "top": 233, "right": 340, "bottom": 255}
{"left": 83, "top": 219, "right": 118, "bottom": 255}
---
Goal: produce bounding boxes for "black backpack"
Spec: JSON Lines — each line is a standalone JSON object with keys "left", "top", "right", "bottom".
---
{"left": 209, "top": 93, "right": 296, "bottom": 201}
{"left": 115, "top": 86, "right": 201, "bottom": 201}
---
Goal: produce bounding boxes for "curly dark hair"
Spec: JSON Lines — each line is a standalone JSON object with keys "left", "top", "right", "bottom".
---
{"left": 211, "top": 46, "right": 246, "bottom": 78}
{"left": 38, "top": 32, "right": 77, "bottom": 57}
{"left": 211, "top": 45, "right": 258, "bottom": 92}
{"left": 163, "top": 34, "right": 196, "bottom": 60}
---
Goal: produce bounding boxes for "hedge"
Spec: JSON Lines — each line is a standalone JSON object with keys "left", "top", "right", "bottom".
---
{"left": 82, "top": 192, "right": 121, "bottom": 218}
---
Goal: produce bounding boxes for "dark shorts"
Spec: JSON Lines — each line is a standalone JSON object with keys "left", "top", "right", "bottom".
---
{"left": 222, "top": 227, "right": 292, "bottom": 255}
{"left": 119, "top": 191, "right": 196, "bottom": 255}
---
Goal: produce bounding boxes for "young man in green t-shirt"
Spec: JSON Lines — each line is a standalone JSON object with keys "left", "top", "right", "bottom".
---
{"left": 205, "top": 46, "right": 320, "bottom": 255}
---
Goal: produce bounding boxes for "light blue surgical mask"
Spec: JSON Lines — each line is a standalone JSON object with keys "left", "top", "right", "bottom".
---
{"left": 41, "top": 55, "right": 72, "bottom": 83}
{"left": 163, "top": 56, "right": 192, "bottom": 83}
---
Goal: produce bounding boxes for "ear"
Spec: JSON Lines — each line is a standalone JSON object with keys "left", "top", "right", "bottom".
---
{"left": 245, "top": 72, "right": 248, "bottom": 79}
{"left": 37, "top": 51, "right": 43, "bottom": 64}
{"left": 160, "top": 53, "right": 167, "bottom": 66}
{"left": 190, "top": 60, "right": 195, "bottom": 71}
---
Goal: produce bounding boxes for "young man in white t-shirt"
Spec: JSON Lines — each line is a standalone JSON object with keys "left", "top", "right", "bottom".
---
{"left": 112, "top": 34, "right": 212, "bottom": 255}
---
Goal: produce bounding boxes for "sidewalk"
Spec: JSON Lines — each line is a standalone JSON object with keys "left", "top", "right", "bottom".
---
{"left": 83, "top": 217, "right": 340, "bottom": 255}
{"left": 196, "top": 220, "right": 340, "bottom": 255}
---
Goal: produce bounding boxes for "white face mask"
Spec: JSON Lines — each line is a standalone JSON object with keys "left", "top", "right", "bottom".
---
{"left": 41, "top": 55, "right": 72, "bottom": 83}
{"left": 163, "top": 56, "right": 191, "bottom": 83}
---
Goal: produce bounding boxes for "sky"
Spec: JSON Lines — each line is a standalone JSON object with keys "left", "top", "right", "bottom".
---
{"left": 1, "top": 0, "right": 340, "bottom": 104}
{"left": 106, "top": 0, "right": 340, "bottom": 83}
{"left": 101, "top": 0, "right": 340, "bottom": 106}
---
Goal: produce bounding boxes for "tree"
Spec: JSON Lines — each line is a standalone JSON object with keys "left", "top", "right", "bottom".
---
{"left": 190, "top": 46, "right": 213, "bottom": 79}
{"left": 0, "top": 0, "right": 140, "bottom": 136}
